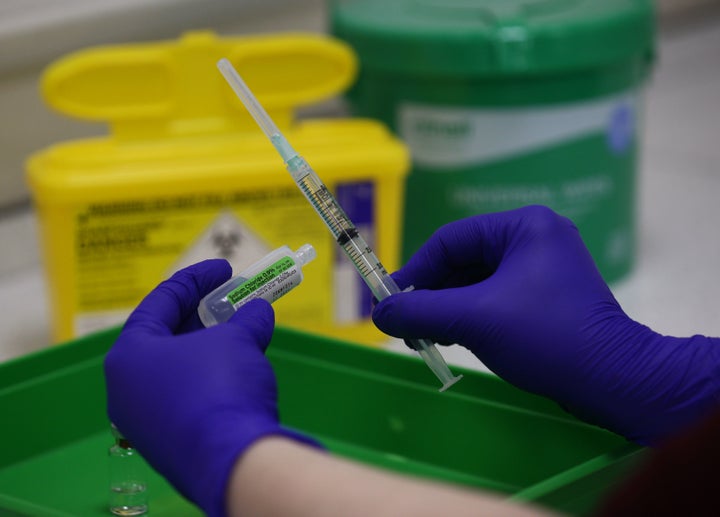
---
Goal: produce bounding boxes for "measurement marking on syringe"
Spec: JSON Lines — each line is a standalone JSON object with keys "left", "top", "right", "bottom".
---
{"left": 299, "top": 181, "right": 351, "bottom": 237}
{"left": 342, "top": 245, "right": 380, "bottom": 277}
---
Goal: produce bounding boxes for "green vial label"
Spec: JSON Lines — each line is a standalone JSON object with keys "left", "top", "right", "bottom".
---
{"left": 227, "top": 256, "right": 296, "bottom": 306}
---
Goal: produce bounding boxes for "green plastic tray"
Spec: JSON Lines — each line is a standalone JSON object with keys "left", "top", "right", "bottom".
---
{"left": 0, "top": 327, "right": 644, "bottom": 516}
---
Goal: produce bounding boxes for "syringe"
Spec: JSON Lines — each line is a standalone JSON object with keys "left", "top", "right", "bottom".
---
{"left": 217, "top": 58, "right": 462, "bottom": 391}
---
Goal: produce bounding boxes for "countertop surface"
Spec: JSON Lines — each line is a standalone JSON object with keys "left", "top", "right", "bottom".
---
{"left": 1, "top": 19, "right": 720, "bottom": 369}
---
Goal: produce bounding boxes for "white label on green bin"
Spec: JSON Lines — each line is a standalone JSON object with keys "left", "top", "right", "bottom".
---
{"left": 399, "top": 92, "right": 637, "bottom": 168}
{"left": 399, "top": 90, "right": 642, "bottom": 283}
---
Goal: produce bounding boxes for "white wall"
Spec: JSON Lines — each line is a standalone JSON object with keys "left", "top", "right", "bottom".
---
{"left": 659, "top": 0, "right": 720, "bottom": 17}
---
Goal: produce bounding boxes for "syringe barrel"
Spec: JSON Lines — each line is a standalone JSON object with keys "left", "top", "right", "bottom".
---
{"left": 286, "top": 156, "right": 462, "bottom": 390}
{"left": 217, "top": 58, "right": 462, "bottom": 390}
{"left": 290, "top": 157, "right": 354, "bottom": 239}
{"left": 289, "top": 157, "right": 399, "bottom": 301}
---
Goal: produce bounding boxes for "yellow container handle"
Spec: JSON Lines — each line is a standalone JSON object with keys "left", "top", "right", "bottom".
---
{"left": 41, "top": 31, "right": 357, "bottom": 139}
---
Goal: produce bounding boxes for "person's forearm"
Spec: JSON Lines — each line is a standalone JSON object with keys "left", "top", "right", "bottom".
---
{"left": 226, "top": 436, "right": 558, "bottom": 517}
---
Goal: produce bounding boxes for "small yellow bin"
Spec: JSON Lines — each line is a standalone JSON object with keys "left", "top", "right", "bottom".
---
{"left": 27, "top": 31, "right": 409, "bottom": 345}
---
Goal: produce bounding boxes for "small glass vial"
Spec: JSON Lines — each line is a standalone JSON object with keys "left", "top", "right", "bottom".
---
{"left": 109, "top": 424, "right": 148, "bottom": 516}
{"left": 198, "top": 244, "right": 316, "bottom": 327}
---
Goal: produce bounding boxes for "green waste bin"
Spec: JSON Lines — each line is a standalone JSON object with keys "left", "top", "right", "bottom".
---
{"left": 331, "top": 0, "right": 656, "bottom": 282}
{"left": 0, "top": 326, "right": 643, "bottom": 516}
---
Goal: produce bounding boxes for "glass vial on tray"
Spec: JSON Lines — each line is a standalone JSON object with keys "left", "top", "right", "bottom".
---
{"left": 109, "top": 423, "right": 148, "bottom": 516}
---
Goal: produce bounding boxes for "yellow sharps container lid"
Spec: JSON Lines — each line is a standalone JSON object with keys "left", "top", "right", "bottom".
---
{"left": 41, "top": 30, "right": 357, "bottom": 139}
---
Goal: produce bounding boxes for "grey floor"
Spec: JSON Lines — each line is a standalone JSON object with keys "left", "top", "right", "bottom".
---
{"left": 1, "top": 18, "right": 720, "bottom": 368}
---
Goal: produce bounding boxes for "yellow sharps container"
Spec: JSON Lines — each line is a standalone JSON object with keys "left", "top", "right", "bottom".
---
{"left": 27, "top": 31, "right": 409, "bottom": 345}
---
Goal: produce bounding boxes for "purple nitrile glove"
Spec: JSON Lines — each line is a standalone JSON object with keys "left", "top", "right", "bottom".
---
{"left": 104, "top": 259, "right": 320, "bottom": 517}
{"left": 373, "top": 206, "right": 720, "bottom": 445}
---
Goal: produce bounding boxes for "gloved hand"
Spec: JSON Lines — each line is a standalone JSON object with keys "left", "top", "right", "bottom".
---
{"left": 373, "top": 206, "right": 720, "bottom": 445}
{"left": 105, "top": 259, "right": 319, "bottom": 517}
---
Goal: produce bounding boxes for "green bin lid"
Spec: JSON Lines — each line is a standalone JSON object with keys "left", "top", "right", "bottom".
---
{"left": 330, "top": 0, "right": 655, "bottom": 76}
